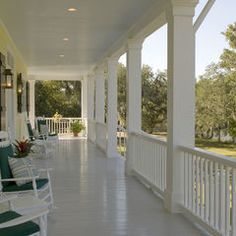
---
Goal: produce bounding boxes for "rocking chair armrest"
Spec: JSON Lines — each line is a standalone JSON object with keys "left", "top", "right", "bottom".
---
{"left": 0, "top": 194, "right": 18, "bottom": 204}
{"left": 38, "top": 134, "right": 47, "bottom": 140}
{"left": 38, "top": 168, "right": 53, "bottom": 173}
{"left": 0, "top": 208, "right": 49, "bottom": 228}
{"left": 0, "top": 176, "right": 40, "bottom": 182}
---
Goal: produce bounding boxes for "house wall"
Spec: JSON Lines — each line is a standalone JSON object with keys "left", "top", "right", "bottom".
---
{"left": 0, "top": 21, "right": 28, "bottom": 140}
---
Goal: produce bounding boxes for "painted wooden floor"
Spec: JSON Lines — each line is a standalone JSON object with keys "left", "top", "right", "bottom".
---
{"left": 40, "top": 139, "right": 206, "bottom": 236}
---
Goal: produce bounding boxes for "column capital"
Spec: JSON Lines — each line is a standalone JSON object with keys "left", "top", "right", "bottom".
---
{"left": 167, "top": 0, "right": 199, "bottom": 17}
{"left": 126, "top": 38, "right": 144, "bottom": 51}
{"left": 107, "top": 56, "right": 119, "bottom": 63}
{"left": 28, "top": 80, "right": 35, "bottom": 85}
{"left": 171, "top": 0, "right": 198, "bottom": 6}
{"left": 87, "top": 73, "right": 95, "bottom": 81}
{"left": 107, "top": 57, "right": 118, "bottom": 69}
{"left": 94, "top": 66, "right": 105, "bottom": 76}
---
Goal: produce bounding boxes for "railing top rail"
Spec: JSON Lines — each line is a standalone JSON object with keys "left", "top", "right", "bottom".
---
{"left": 180, "top": 145, "right": 236, "bottom": 167}
{"left": 131, "top": 131, "right": 167, "bottom": 146}
{"left": 45, "top": 117, "right": 83, "bottom": 120}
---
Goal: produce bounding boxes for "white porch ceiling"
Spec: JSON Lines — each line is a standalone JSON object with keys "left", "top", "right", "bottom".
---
{"left": 0, "top": 0, "right": 166, "bottom": 77}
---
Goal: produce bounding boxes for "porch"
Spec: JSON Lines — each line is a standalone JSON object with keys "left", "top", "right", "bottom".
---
{"left": 0, "top": 0, "right": 230, "bottom": 235}
{"left": 43, "top": 138, "right": 205, "bottom": 236}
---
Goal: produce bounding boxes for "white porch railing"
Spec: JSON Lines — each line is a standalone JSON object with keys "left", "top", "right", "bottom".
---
{"left": 180, "top": 146, "right": 236, "bottom": 236}
{"left": 95, "top": 122, "right": 107, "bottom": 152}
{"left": 45, "top": 117, "right": 87, "bottom": 136}
{"left": 130, "top": 132, "right": 167, "bottom": 196}
{"left": 117, "top": 125, "right": 127, "bottom": 157}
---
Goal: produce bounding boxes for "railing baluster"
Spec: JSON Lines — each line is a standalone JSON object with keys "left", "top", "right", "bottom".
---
{"left": 204, "top": 159, "right": 209, "bottom": 223}
{"left": 200, "top": 158, "right": 204, "bottom": 219}
{"left": 154, "top": 143, "right": 157, "bottom": 186}
{"left": 160, "top": 145, "right": 163, "bottom": 191}
{"left": 225, "top": 167, "right": 230, "bottom": 236}
{"left": 220, "top": 164, "right": 225, "bottom": 233}
{"left": 196, "top": 156, "right": 200, "bottom": 216}
{"left": 215, "top": 162, "right": 219, "bottom": 230}
{"left": 184, "top": 152, "right": 188, "bottom": 207}
{"left": 188, "top": 153, "right": 193, "bottom": 210}
{"left": 164, "top": 146, "right": 166, "bottom": 190}
{"left": 209, "top": 161, "right": 214, "bottom": 227}
{"left": 192, "top": 155, "right": 196, "bottom": 213}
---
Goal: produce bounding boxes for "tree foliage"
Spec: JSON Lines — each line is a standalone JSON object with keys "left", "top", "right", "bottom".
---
{"left": 196, "top": 22, "right": 236, "bottom": 141}
{"left": 117, "top": 63, "right": 167, "bottom": 133}
{"left": 195, "top": 64, "right": 226, "bottom": 140}
{"left": 35, "top": 80, "right": 81, "bottom": 117}
{"left": 117, "top": 64, "right": 127, "bottom": 125}
{"left": 141, "top": 66, "right": 167, "bottom": 133}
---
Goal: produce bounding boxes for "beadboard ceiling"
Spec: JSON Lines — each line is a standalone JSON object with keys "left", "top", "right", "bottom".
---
{"left": 0, "top": 0, "right": 165, "bottom": 77}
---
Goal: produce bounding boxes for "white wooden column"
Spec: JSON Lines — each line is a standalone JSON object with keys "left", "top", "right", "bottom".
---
{"left": 81, "top": 77, "right": 88, "bottom": 136}
{"left": 87, "top": 74, "right": 95, "bottom": 142}
{"left": 165, "top": 0, "right": 198, "bottom": 213}
{"left": 106, "top": 57, "right": 118, "bottom": 158}
{"left": 87, "top": 74, "right": 95, "bottom": 120}
{"left": 81, "top": 77, "right": 88, "bottom": 120}
{"left": 95, "top": 68, "right": 105, "bottom": 124}
{"left": 125, "top": 39, "right": 143, "bottom": 174}
{"left": 6, "top": 86, "right": 15, "bottom": 141}
{"left": 29, "top": 80, "right": 35, "bottom": 128}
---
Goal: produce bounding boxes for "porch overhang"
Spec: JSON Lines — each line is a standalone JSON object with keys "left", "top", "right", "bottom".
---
{"left": 0, "top": 0, "right": 172, "bottom": 78}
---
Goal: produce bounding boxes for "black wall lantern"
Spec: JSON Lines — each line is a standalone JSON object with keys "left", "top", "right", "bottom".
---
{"left": 17, "top": 73, "right": 23, "bottom": 113}
{"left": 3, "top": 68, "right": 13, "bottom": 89}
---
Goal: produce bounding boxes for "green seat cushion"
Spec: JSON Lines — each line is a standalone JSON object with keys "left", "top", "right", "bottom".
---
{"left": 37, "top": 120, "right": 46, "bottom": 133}
{"left": 3, "top": 178, "right": 48, "bottom": 192}
{"left": 26, "top": 122, "right": 34, "bottom": 141}
{"left": 0, "top": 145, "right": 14, "bottom": 187}
{"left": 0, "top": 211, "right": 40, "bottom": 236}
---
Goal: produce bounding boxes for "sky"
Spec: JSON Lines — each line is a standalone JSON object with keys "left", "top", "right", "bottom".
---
{"left": 119, "top": 0, "right": 236, "bottom": 78}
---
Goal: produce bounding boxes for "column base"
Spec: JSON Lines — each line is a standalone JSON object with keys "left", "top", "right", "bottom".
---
{"left": 164, "top": 189, "right": 184, "bottom": 213}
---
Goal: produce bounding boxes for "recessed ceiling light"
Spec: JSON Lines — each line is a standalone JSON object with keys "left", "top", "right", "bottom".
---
{"left": 67, "top": 7, "right": 77, "bottom": 12}
{"left": 59, "top": 54, "right": 65, "bottom": 58}
{"left": 63, "top": 38, "right": 69, "bottom": 41}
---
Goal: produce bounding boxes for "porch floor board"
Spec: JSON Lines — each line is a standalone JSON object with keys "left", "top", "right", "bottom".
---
{"left": 39, "top": 139, "right": 206, "bottom": 236}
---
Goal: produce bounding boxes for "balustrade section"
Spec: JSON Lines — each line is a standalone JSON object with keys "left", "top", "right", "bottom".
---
{"left": 180, "top": 146, "right": 236, "bottom": 236}
{"left": 130, "top": 132, "right": 167, "bottom": 196}
{"left": 45, "top": 117, "right": 87, "bottom": 136}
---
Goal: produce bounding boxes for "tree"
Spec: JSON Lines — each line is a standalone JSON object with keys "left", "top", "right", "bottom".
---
{"left": 117, "top": 63, "right": 127, "bottom": 125}
{"left": 35, "top": 80, "right": 81, "bottom": 117}
{"left": 220, "top": 22, "right": 236, "bottom": 72}
{"left": 195, "top": 63, "right": 227, "bottom": 141}
{"left": 220, "top": 22, "right": 236, "bottom": 140}
{"left": 117, "top": 63, "right": 167, "bottom": 133}
{"left": 142, "top": 66, "right": 167, "bottom": 133}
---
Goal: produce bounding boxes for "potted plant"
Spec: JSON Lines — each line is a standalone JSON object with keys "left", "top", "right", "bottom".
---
{"left": 14, "top": 139, "right": 34, "bottom": 158}
{"left": 70, "top": 120, "right": 85, "bottom": 137}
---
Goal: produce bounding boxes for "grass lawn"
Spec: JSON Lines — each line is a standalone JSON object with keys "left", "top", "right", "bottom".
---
{"left": 195, "top": 138, "right": 236, "bottom": 158}
{"left": 126, "top": 132, "right": 236, "bottom": 159}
